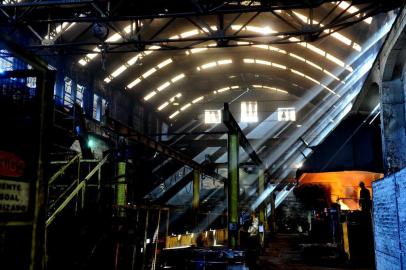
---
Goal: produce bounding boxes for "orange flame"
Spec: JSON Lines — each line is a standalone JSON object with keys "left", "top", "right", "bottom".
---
{"left": 298, "top": 171, "right": 383, "bottom": 210}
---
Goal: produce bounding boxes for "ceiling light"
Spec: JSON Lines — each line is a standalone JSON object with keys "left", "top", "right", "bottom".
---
{"left": 243, "top": 59, "right": 255, "bottom": 63}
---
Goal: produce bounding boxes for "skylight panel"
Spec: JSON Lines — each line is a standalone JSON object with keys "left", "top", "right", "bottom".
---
{"left": 291, "top": 69, "right": 305, "bottom": 77}
{"left": 158, "top": 102, "right": 169, "bottom": 111}
{"left": 157, "top": 81, "right": 171, "bottom": 92}
{"left": 272, "top": 63, "right": 286, "bottom": 69}
{"left": 111, "top": 65, "right": 127, "bottom": 77}
{"left": 169, "top": 111, "right": 180, "bottom": 119}
{"left": 106, "top": 33, "right": 122, "bottom": 42}
{"left": 326, "top": 53, "right": 345, "bottom": 67}
{"left": 192, "top": 96, "right": 204, "bottom": 103}
{"left": 201, "top": 62, "right": 217, "bottom": 69}
{"left": 180, "top": 103, "right": 191, "bottom": 111}
{"left": 256, "top": 59, "right": 271, "bottom": 66}
{"left": 144, "top": 91, "right": 157, "bottom": 101}
{"left": 142, "top": 68, "right": 157, "bottom": 78}
{"left": 127, "top": 78, "right": 141, "bottom": 89}
{"left": 157, "top": 58, "right": 173, "bottom": 68}
{"left": 171, "top": 73, "right": 185, "bottom": 83}
{"left": 180, "top": 29, "right": 199, "bottom": 38}
{"left": 217, "top": 59, "right": 233, "bottom": 65}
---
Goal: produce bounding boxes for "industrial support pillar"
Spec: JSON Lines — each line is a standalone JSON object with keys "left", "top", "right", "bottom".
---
{"left": 380, "top": 79, "right": 406, "bottom": 175}
{"left": 227, "top": 132, "right": 239, "bottom": 249}
{"left": 192, "top": 170, "right": 200, "bottom": 229}
{"left": 258, "top": 169, "right": 265, "bottom": 247}
{"left": 269, "top": 194, "right": 276, "bottom": 233}
{"left": 116, "top": 161, "right": 127, "bottom": 217}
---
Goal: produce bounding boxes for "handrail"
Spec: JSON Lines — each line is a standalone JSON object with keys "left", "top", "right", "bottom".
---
{"left": 49, "top": 153, "right": 81, "bottom": 185}
{"left": 46, "top": 154, "right": 110, "bottom": 227}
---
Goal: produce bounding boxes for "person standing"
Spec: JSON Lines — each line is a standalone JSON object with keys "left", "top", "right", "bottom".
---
{"left": 359, "top": 181, "right": 371, "bottom": 212}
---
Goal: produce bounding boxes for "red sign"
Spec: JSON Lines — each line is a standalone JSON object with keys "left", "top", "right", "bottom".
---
{"left": 0, "top": 151, "right": 26, "bottom": 177}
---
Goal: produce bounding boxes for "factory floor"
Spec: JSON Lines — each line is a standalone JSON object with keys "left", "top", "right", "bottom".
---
{"left": 256, "top": 233, "right": 373, "bottom": 270}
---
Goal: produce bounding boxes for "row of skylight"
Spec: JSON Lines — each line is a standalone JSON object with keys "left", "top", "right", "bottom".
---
{"left": 250, "top": 44, "right": 344, "bottom": 83}
{"left": 145, "top": 57, "right": 335, "bottom": 107}
{"left": 84, "top": 24, "right": 354, "bottom": 87}
{"left": 157, "top": 93, "right": 182, "bottom": 111}
{"left": 291, "top": 11, "right": 362, "bottom": 51}
{"left": 243, "top": 58, "right": 339, "bottom": 96}
{"left": 44, "top": 22, "right": 76, "bottom": 41}
{"left": 109, "top": 57, "right": 173, "bottom": 88}
{"left": 335, "top": 1, "right": 373, "bottom": 24}
{"left": 196, "top": 59, "right": 233, "bottom": 71}
{"left": 237, "top": 1, "right": 372, "bottom": 25}
{"left": 143, "top": 73, "right": 186, "bottom": 101}
{"left": 287, "top": 37, "right": 353, "bottom": 72}
{"left": 167, "top": 84, "right": 288, "bottom": 119}
{"left": 78, "top": 22, "right": 147, "bottom": 66}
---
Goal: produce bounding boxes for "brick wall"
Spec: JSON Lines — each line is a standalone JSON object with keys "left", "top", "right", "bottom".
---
{"left": 372, "top": 167, "right": 406, "bottom": 269}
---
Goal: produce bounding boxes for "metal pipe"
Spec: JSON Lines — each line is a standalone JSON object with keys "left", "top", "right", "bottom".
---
{"left": 152, "top": 210, "right": 161, "bottom": 270}
{"left": 142, "top": 209, "right": 149, "bottom": 270}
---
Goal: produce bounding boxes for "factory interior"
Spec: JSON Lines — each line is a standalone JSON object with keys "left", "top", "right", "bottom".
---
{"left": 1, "top": 0, "right": 406, "bottom": 269}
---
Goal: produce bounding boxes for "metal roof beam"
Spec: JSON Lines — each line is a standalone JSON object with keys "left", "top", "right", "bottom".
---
{"left": 222, "top": 102, "right": 265, "bottom": 169}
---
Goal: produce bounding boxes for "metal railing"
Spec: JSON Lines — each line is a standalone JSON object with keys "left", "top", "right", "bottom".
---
{"left": 49, "top": 153, "right": 81, "bottom": 185}
{"left": 46, "top": 154, "right": 110, "bottom": 227}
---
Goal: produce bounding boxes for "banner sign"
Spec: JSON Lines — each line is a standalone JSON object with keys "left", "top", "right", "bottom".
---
{"left": 0, "top": 179, "right": 30, "bottom": 213}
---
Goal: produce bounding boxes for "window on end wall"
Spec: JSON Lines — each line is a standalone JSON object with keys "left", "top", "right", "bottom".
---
{"left": 277, "top": 107, "right": 296, "bottom": 121}
{"left": 76, "top": 84, "right": 84, "bottom": 108}
{"left": 205, "top": 110, "right": 222, "bottom": 124}
{"left": 241, "top": 101, "right": 258, "bottom": 123}
{"left": 64, "top": 77, "right": 74, "bottom": 108}
{"left": 93, "top": 93, "right": 107, "bottom": 121}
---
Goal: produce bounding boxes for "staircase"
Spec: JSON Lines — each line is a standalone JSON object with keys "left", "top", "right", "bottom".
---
{"left": 45, "top": 98, "right": 116, "bottom": 270}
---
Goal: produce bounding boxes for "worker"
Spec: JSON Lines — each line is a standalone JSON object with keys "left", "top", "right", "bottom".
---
{"left": 248, "top": 212, "right": 259, "bottom": 237}
{"left": 359, "top": 181, "right": 371, "bottom": 212}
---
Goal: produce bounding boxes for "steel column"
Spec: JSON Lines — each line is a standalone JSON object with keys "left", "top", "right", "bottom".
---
{"left": 227, "top": 133, "right": 239, "bottom": 249}
{"left": 258, "top": 169, "right": 265, "bottom": 247}
{"left": 117, "top": 161, "right": 127, "bottom": 217}
{"left": 192, "top": 170, "right": 200, "bottom": 211}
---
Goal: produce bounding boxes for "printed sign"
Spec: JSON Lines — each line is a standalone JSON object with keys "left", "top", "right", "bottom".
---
{"left": 0, "top": 179, "right": 30, "bottom": 213}
{"left": 0, "top": 150, "right": 26, "bottom": 177}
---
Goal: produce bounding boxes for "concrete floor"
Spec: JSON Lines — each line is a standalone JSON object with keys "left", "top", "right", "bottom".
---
{"left": 256, "top": 234, "right": 373, "bottom": 270}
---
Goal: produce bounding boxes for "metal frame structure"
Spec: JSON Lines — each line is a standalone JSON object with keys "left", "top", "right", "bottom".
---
{"left": 0, "top": 0, "right": 401, "bottom": 55}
